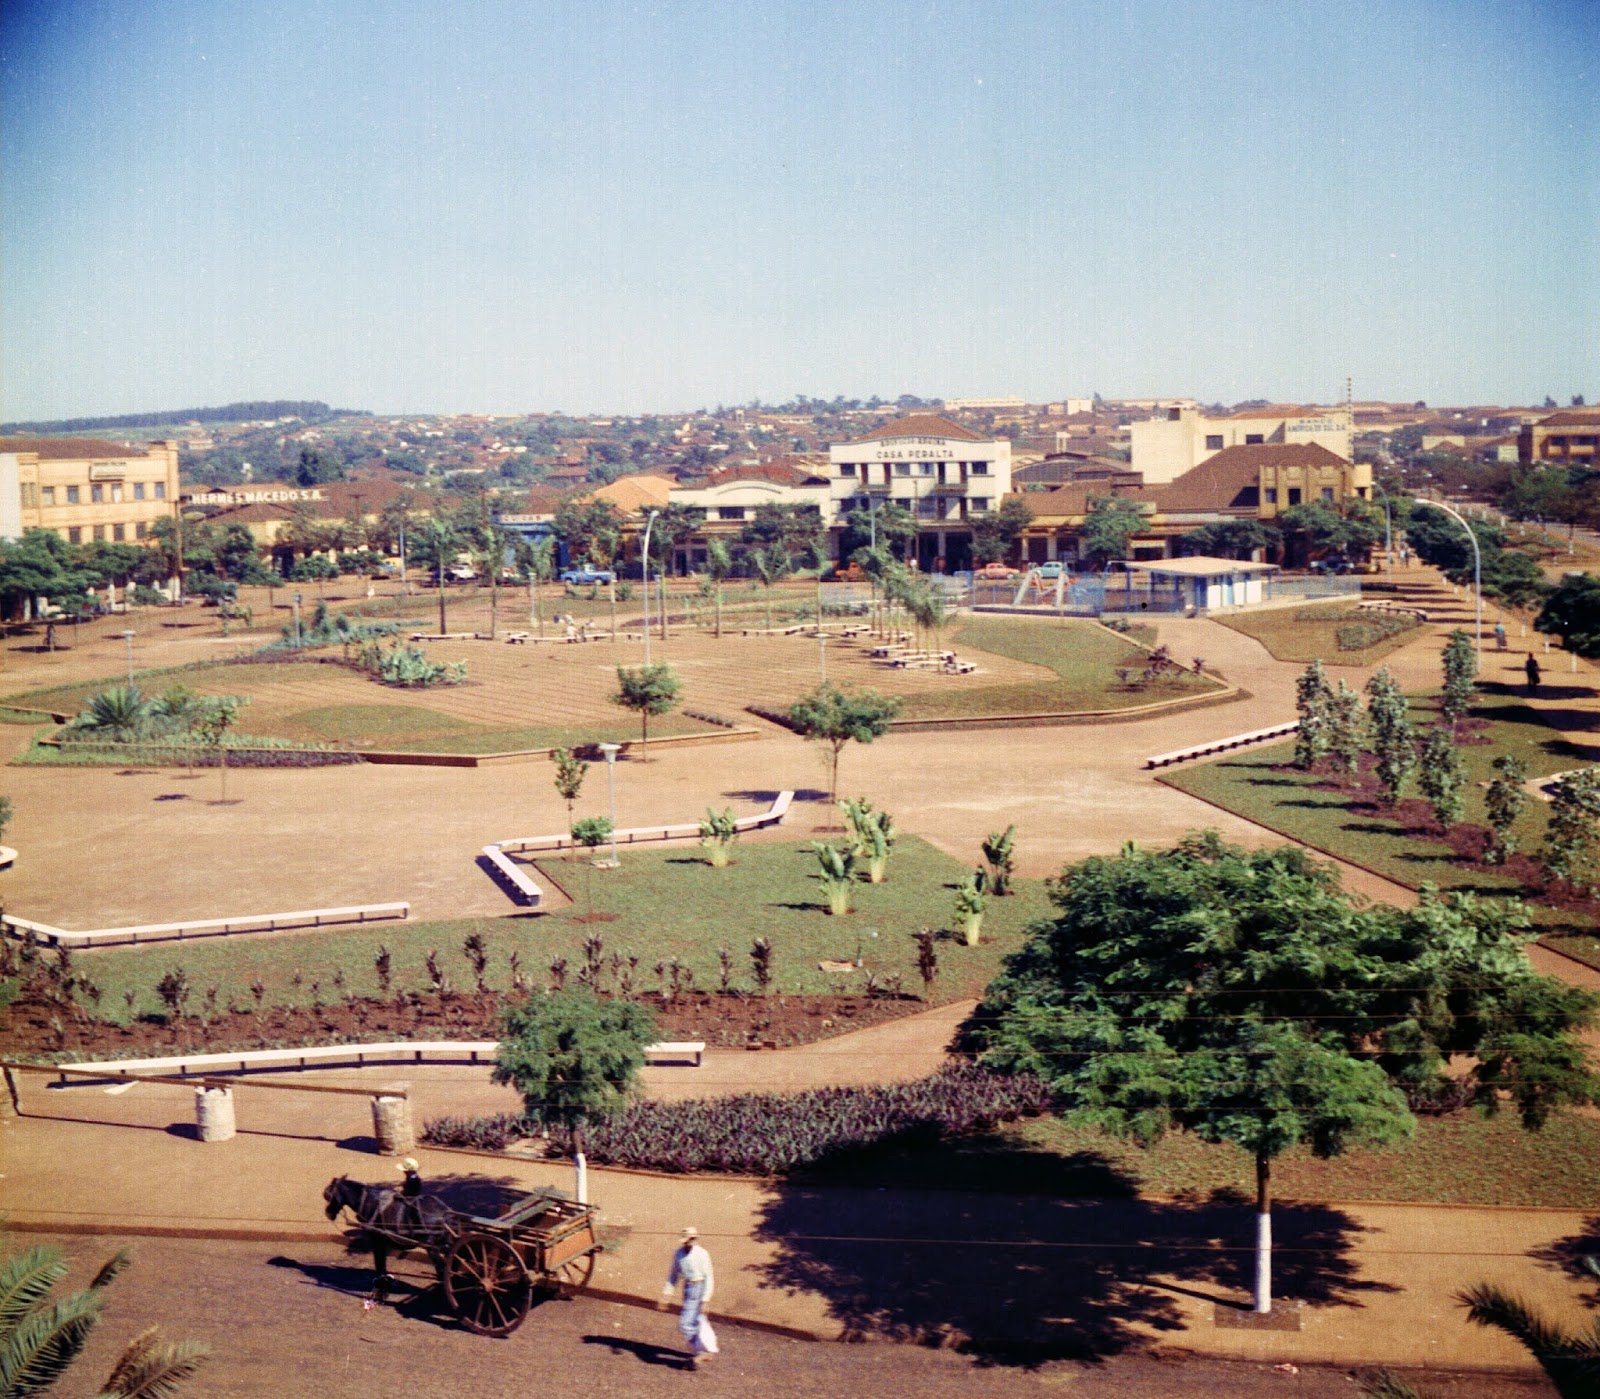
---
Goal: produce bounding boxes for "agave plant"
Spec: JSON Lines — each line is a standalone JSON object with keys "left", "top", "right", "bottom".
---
{"left": 814, "top": 843, "right": 856, "bottom": 916}
{"left": 74, "top": 685, "right": 150, "bottom": 743}
{"left": 953, "top": 870, "right": 987, "bottom": 946}
{"left": 698, "top": 807, "right": 739, "bottom": 868}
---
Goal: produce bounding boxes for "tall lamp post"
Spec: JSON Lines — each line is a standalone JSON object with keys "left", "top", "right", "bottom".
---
{"left": 1426, "top": 497, "right": 1483, "bottom": 663}
{"left": 121, "top": 630, "right": 135, "bottom": 688}
{"left": 641, "top": 510, "right": 659, "bottom": 666}
{"left": 597, "top": 743, "right": 622, "bottom": 868}
{"left": 1370, "top": 481, "right": 1395, "bottom": 572}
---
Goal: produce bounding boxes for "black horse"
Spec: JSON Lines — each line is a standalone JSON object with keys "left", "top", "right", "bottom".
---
{"left": 323, "top": 1175, "right": 452, "bottom": 1298}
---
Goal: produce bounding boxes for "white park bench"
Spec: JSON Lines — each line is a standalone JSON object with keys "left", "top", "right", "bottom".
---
{"left": 1145, "top": 722, "right": 1299, "bottom": 770}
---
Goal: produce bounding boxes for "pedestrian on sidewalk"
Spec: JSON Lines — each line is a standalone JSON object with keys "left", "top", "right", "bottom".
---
{"left": 1495, "top": 621, "right": 1507, "bottom": 651}
{"left": 661, "top": 1226, "right": 717, "bottom": 1369}
{"left": 1526, "top": 652, "right": 1542, "bottom": 693}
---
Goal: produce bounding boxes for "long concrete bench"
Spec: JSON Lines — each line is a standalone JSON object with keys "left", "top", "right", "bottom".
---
{"left": 480, "top": 791, "right": 795, "bottom": 906}
{"left": 56, "top": 1038, "right": 704, "bottom": 1085}
{"left": 2, "top": 902, "right": 410, "bottom": 950}
{"left": 1145, "top": 722, "right": 1299, "bottom": 770}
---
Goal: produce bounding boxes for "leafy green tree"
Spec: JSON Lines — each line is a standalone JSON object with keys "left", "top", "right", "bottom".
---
{"left": 1538, "top": 574, "right": 1600, "bottom": 658}
{"left": 551, "top": 747, "right": 586, "bottom": 830}
{"left": 1279, "top": 499, "right": 1383, "bottom": 567}
{"left": 570, "top": 815, "right": 615, "bottom": 917}
{"left": 981, "top": 824, "right": 1017, "bottom": 895}
{"left": 1367, "top": 666, "right": 1417, "bottom": 805}
{"left": 553, "top": 498, "right": 624, "bottom": 569}
{"left": 0, "top": 1239, "right": 208, "bottom": 1396}
{"left": 971, "top": 496, "right": 1033, "bottom": 565}
{"left": 702, "top": 539, "right": 734, "bottom": 637}
{"left": 1439, "top": 629, "right": 1478, "bottom": 731}
{"left": 0, "top": 530, "right": 96, "bottom": 622}
{"left": 612, "top": 663, "right": 681, "bottom": 759}
{"left": 1294, "top": 659, "right": 1332, "bottom": 770}
{"left": 192, "top": 696, "right": 242, "bottom": 801}
{"left": 1484, "top": 754, "right": 1530, "bottom": 865}
{"left": 1327, "top": 680, "right": 1365, "bottom": 778}
{"left": 294, "top": 445, "right": 346, "bottom": 486}
{"left": 1177, "top": 519, "right": 1279, "bottom": 560}
{"left": 1543, "top": 767, "right": 1600, "bottom": 891}
{"left": 1079, "top": 495, "right": 1148, "bottom": 566}
{"left": 1417, "top": 728, "right": 1465, "bottom": 830}
{"left": 408, "top": 516, "right": 461, "bottom": 634}
{"left": 1404, "top": 504, "right": 1504, "bottom": 575}
{"left": 491, "top": 988, "right": 656, "bottom": 1169}
{"left": 968, "top": 835, "right": 1599, "bottom": 1315}
{"left": 786, "top": 684, "right": 903, "bottom": 805}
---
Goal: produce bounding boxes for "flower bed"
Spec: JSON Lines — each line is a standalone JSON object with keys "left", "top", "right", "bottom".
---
{"left": 424, "top": 1062, "right": 1053, "bottom": 1173}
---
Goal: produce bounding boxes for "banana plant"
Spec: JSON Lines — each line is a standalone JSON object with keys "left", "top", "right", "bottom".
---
{"left": 980, "top": 824, "right": 1016, "bottom": 896}
{"left": 814, "top": 842, "right": 856, "bottom": 916}
{"left": 839, "top": 798, "right": 896, "bottom": 884}
{"left": 698, "top": 807, "right": 739, "bottom": 868}
{"left": 953, "top": 869, "right": 987, "bottom": 946}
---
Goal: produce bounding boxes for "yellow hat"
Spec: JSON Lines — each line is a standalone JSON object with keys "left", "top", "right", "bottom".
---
{"left": 681, "top": 1226, "right": 698, "bottom": 1239}
{"left": 398, "top": 1157, "right": 419, "bottom": 1173}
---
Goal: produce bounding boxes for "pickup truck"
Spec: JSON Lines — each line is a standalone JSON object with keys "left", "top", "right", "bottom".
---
{"left": 560, "top": 565, "right": 615, "bottom": 585}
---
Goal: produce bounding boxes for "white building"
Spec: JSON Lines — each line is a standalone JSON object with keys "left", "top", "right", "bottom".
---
{"left": 829, "top": 413, "right": 1011, "bottom": 572}
{"left": 1130, "top": 406, "right": 1353, "bottom": 484}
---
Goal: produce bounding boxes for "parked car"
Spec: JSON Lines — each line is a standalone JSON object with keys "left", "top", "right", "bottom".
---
{"left": 976, "top": 562, "right": 1018, "bottom": 580}
{"left": 1035, "top": 562, "right": 1067, "bottom": 580}
{"left": 445, "top": 564, "right": 478, "bottom": 582}
{"left": 831, "top": 562, "right": 868, "bottom": 582}
{"left": 560, "top": 564, "right": 615, "bottom": 585}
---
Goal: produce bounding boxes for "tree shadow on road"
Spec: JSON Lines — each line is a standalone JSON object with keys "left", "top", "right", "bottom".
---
{"left": 754, "top": 1142, "right": 1388, "bottom": 1366}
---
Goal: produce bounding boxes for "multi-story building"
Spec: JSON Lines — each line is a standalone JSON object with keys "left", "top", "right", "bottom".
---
{"left": 1519, "top": 410, "right": 1600, "bottom": 466}
{"left": 667, "top": 461, "right": 832, "bottom": 572}
{"left": 828, "top": 414, "right": 1012, "bottom": 571}
{"left": 1129, "top": 406, "right": 1352, "bottom": 483}
{"left": 0, "top": 437, "right": 180, "bottom": 545}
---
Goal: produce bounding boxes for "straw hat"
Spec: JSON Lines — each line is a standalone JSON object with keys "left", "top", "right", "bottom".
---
{"left": 680, "top": 1226, "right": 698, "bottom": 1240}
{"left": 398, "top": 1157, "right": 419, "bottom": 1173}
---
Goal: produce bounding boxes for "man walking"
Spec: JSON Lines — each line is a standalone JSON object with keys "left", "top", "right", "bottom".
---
{"left": 1526, "top": 652, "right": 1543, "bottom": 693}
{"left": 662, "top": 1227, "right": 716, "bottom": 1369}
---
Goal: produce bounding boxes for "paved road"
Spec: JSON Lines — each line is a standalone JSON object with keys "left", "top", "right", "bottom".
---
{"left": 49, "top": 1235, "right": 1545, "bottom": 1399}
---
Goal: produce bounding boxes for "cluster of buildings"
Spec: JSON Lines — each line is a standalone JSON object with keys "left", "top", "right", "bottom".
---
{"left": 6, "top": 399, "right": 1596, "bottom": 580}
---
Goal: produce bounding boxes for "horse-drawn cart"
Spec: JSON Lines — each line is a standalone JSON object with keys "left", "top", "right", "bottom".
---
{"left": 324, "top": 1176, "right": 602, "bottom": 1336}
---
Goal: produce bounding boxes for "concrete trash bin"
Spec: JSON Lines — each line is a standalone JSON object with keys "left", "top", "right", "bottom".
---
{"left": 371, "top": 1093, "right": 414, "bottom": 1155}
{"left": 194, "top": 1085, "right": 236, "bottom": 1142}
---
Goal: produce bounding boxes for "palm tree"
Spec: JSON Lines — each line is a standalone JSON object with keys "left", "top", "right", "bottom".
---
{"left": 0, "top": 1239, "right": 209, "bottom": 1396}
{"left": 78, "top": 686, "right": 149, "bottom": 743}
{"left": 748, "top": 544, "right": 792, "bottom": 632}
{"left": 703, "top": 539, "right": 733, "bottom": 638}
{"left": 1457, "top": 1269, "right": 1600, "bottom": 1398}
{"left": 526, "top": 536, "right": 554, "bottom": 638}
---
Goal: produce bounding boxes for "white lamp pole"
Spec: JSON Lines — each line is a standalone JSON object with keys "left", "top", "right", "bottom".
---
{"left": 598, "top": 743, "right": 621, "bottom": 868}
{"left": 121, "top": 630, "right": 135, "bottom": 688}
{"left": 641, "top": 510, "right": 658, "bottom": 665}
{"left": 1427, "top": 498, "right": 1482, "bottom": 663}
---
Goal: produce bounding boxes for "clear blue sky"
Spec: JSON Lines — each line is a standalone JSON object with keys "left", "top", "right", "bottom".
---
{"left": 3, "top": 0, "right": 1595, "bottom": 420}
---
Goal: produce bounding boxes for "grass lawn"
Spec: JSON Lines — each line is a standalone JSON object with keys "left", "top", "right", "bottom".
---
{"left": 896, "top": 616, "right": 1224, "bottom": 720}
{"left": 1216, "top": 601, "right": 1424, "bottom": 666}
{"left": 68, "top": 838, "right": 1053, "bottom": 1024}
{"left": 1161, "top": 686, "right": 1600, "bottom": 952}
{"left": 271, "top": 704, "right": 715, "bottom": 753}
{"left": 918, "top": 1110, "right": 1600, "bottom": 1209}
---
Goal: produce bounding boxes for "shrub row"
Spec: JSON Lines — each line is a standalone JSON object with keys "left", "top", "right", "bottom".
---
{"left": 21, "top": 740, "right": 361, "bottom": 768}
{"left": 423, "top": 1063, "right": 1053, "bottom": 1173}
{"left": 1336, "top": 613, "right": 1420, "bottom": 651}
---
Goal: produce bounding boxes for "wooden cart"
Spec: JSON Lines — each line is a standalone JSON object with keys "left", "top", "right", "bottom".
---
{"left": 439, "top": 1191, "right": 602, "bottom": 1337}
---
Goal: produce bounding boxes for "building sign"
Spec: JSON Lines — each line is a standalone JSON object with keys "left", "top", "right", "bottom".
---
{"left": 88, "top": 464, "right": 128, "bottom": 480}
{"left": 871, "top": 447, "right": 956, "bottom": 461}
{"left": 188, "top": 487, "right": 324, "bottom": 505}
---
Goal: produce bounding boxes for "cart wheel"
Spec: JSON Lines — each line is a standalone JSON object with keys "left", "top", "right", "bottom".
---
{"left": 546, "top": 1248, "right": 598, "bottom": 1298}
{"left": 444, "top": 1233, "right": 531, "bottom": 1337}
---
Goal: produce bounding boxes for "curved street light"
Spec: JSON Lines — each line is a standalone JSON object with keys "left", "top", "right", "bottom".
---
{"left": 641, "top": 509, "right": 659, "bottom": 666}
{"left": 1424, "top": 497, "right": 1482, "bottom": 663}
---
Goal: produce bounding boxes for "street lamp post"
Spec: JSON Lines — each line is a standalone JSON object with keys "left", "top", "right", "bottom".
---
{"left": 641, "top": 510, "right": 658, "bottom": 666}
{"left": 1371, "top": 481, "right": 1395, "bottom": 572}
{"left": 292, "top": 592, "right": 303, "bottom": 648}
{"left": 1426, "top": 498, "right": 1483, "bottom": 663}
{"left": 121, "top": 630, "right": 135, "bottom": 688}
{"left": 818, "top": 630, "right": 827, "bottom": 684}
{"left": 597, "top": 743, "right": 622, "bottom": 868}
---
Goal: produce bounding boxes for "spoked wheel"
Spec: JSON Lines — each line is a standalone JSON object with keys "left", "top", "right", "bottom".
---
{"left": 444, "top": 1233, "right": 531, "bottom": 1337}
{"left": 544, "top": 1248, "right": 598, "bottom": 1299}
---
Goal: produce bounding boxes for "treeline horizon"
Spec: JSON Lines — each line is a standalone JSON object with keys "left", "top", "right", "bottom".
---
{"left": 1, "top": 400, "right": 366, "bottom": 435}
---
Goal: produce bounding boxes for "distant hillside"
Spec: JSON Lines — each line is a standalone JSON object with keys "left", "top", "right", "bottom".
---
{"left": 0, "top": 400, "right": 367, "bottom": 434}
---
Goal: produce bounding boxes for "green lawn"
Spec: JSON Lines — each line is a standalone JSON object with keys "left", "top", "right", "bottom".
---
{"left": 1162, "top": 687, "right": 1600, "bottom": 951}
{"left": 827, "top": 1109, "right": 1600, "bottom": 1208}
{"left": 1215, "top": 601, "right": 1424, "bottom": 666}
{"left": 271, "top": 704, "right": 715, "bottom": 753}
{"left": 896, "top": 616, "right": 1224, "bottom": 720}
{"left": 70, "top": 838, "right": 1053, "bottom": 1024}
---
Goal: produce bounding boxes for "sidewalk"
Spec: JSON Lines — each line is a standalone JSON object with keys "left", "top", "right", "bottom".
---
{"left": 3, "top": 1038, "right": 1593, "bottom": 1375}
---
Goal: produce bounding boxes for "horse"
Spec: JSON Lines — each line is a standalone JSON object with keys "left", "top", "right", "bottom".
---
{"left": 323, "top": 1175, "right": 452, "bottom": 1299}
